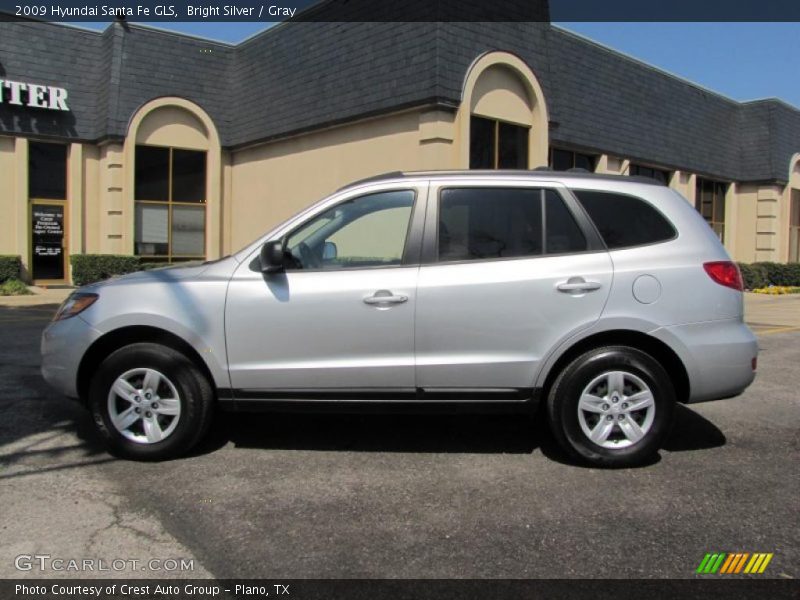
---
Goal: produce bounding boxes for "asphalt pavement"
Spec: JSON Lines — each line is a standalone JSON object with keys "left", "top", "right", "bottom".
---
{"left": 0, "top": 303, "right": 797, "bottom": 579}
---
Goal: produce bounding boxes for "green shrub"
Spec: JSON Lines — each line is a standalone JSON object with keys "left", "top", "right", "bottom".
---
{"left": 760, "top": 262, "right": 800, "bottom": 287}
{"left": 0, "top": 278, "right": 32, "bottom": 296}
{"left": 738, "top": 262, "right": 768, "bottom": 290}
{"left": 738, "top": 262, "right": 800, "bottom": 289}
{"left": 70, "top": 254, "right": 141, "bottom": 286}
{"left": 0, "top": 255, "right": 22, "bottom": 283}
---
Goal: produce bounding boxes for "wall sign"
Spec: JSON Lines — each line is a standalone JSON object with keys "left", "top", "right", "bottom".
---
{"left": 0, "top": 79, "right": 69, "bottom": 111}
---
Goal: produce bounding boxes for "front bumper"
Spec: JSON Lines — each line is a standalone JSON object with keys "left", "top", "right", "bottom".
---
{"left": 41, "top": 315, "right": 102, "bottom": 399}
{"left": 654, "top": 318, "right": 758, "bottom": 403}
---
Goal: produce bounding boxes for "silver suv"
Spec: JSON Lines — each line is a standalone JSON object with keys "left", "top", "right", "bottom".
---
{"left": 42, "top": 171, "right": 757, "bottom": 467}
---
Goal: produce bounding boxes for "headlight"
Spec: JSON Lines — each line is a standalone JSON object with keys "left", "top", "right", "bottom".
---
{"left": 53, "top": 293, "right": 98, "bottom": 321}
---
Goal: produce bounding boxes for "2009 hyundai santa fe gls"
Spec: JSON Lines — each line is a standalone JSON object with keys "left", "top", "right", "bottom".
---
{"left": 42, "top": 170, "right": 758, "bottom": 467}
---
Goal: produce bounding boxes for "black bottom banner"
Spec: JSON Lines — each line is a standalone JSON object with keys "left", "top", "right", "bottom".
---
{"left": 3, "top": 579, "right": 798, "bottom": 600}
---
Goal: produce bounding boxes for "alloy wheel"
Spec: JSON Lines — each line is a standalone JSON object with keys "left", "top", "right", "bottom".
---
{"left": 107, "top": 368, "right": 181, "bottom": 444}
{"left": 576, "top": 370, "right": 656, "bottom": 449}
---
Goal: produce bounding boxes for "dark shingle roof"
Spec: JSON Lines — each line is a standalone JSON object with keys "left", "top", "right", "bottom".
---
{"left": 0, "top": 16, "right": 797, "bottom": 183}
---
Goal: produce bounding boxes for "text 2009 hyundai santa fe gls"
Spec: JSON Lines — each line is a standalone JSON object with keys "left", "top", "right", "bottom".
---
{"left": 42, "top": 170, "right": 757, "bottom": 467}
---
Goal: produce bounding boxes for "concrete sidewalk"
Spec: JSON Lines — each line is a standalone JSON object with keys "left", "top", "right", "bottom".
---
{"left": 0, "top": 286, "right": 72, "bottom": 307}
{"left": 744, "top": 292, "right": 800, "bottom": 334}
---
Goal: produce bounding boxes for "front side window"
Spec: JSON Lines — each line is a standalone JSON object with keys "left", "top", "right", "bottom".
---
{"left": 572, "top": 190, "right": 676, "bottom": 249}
{"left": 695, "top": 178, "right": 727, "bottom": 242}
{"left": 437, "top": 188, "right": 586, "bottom": 262}
{"left": 469, "top": 116, "right": 529, "bottom": 169}
{"left": 134, "top": 145, "right": 206, "bottom": 262}
{"left": 285, "top": 190, "right": 415, "bottom": 270}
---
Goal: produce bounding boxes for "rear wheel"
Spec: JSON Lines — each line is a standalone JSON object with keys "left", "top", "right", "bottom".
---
{"left": 89, "top": 342, "right": 214, "bottom": 461}
{"left": 547, "top": 346, "right": 675, "bottom": 468}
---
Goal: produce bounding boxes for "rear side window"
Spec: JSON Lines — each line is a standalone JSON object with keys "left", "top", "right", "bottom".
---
{"left": 572, "top": 190, "right": 676, "bottom": 249}
{"left": 437, "top": 188, "right": 586, "bottom": 262}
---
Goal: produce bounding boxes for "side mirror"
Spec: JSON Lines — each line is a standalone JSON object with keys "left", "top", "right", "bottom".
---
{"left": 259, "top": 240, "right": 285, "bottom": 273}
{"left": 322, "top": 241, "right": 338, "bottom": 261}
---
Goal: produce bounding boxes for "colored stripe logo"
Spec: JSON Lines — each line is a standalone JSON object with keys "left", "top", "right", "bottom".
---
{"left": 696, "top": 552, "right": 773, "bottom": 574}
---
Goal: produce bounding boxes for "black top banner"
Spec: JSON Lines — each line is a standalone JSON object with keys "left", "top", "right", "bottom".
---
{"left": 1, "top": 0, "right": 800, "bottom": 22}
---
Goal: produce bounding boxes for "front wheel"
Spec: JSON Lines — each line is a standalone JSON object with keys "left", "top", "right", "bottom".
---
{"left": 546, "top": 346, "right": 675, "bottom": 468}
{"left": 89, "top": 342, "right": 214, "bottom": 461}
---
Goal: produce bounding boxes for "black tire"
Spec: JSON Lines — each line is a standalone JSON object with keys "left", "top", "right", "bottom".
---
{"left": 546, "top": 346, "right": 675, "bottom": 468}
{"left": 89, "top": 342, "right": 214, "bottom": 461}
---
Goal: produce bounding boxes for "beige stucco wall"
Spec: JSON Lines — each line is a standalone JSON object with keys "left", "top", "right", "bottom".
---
{"left": 229, "top": 108, "right": 454, "bottom": 250}
{"left": 729, "top": 183, "right": 786, "bottom": 263}
{"left": 595, "top": 155, "right": 628, "bottom": 176}
{"left": 0, "top": 137, "right": 18, "bottom": 260}
{"left": 783, "top": 155, "right": 800, "bottom": 262}
{"left": 754, "top": 185, "right": 783, "bottom": 262}
{"left": 83, "top": 145, "right": 102, "bottom": 255}
{"left": 733, "top": 184, "right": 758, "bottom": 262}
{"left": 470, "top": 65, "right": 533, "bottom": 126}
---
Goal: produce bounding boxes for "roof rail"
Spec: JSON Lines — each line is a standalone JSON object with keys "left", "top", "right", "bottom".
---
{"left": 338, "top": 171, "right": 404, "bottom": 191}
{"left": 337, "top": 169, "right": 668, "bottom": 190}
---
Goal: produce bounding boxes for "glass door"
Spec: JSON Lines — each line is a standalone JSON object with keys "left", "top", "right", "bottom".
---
{"left": 31, "top": 201, "right": 67, "bottom": 282}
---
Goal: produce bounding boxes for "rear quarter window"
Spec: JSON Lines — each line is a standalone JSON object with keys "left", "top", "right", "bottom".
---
{"left": 571, "top": 190, "right": 676, "bottom": 249}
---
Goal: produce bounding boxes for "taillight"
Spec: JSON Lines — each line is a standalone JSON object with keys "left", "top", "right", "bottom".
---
{"left": 703, "top": 261, "right": 743, "bottom": 291}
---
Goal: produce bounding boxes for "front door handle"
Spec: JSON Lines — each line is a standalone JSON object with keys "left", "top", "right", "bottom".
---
{"left": 557, "top": 278, "right": 602, "bottom": 293}
{"left": 363, "top": 290, "right": 408, "bottom": 305}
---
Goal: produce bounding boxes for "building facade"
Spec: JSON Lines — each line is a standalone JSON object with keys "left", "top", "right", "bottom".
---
{"left": 1, "top": 14, "right": 799, "bottom": 284}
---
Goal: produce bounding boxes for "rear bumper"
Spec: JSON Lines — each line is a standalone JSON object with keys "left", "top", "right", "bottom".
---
{"left": 652, "top": 318, "right": 758, "bottom": 403}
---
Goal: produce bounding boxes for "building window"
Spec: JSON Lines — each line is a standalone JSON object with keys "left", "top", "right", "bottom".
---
{"left": 29, "top": 141, "right": 67, "bottom": 199}
{"left": 29, "top": 142, "right": 68, "bottom": 281}
{"left": 695, "top": 177, "right": 727, "bottom": 242}
{"left": 790, "top": 189, "right": 800, "bottom": 263}
{"left": 629, "top": 164, "right": 671, "bottom": 185}
{"left": 469, "top": 116, "right": 529, "bottom": 169}
{"left": 134, "top": 145, "right": 206, "bottom": 262}
{"left": 549, "top": 148, "right": 597, "bottom": 172}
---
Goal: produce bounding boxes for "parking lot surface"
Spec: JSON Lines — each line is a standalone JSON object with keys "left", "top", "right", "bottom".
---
{"left": 0, "top": 303, "right": 797, "bottom": 579}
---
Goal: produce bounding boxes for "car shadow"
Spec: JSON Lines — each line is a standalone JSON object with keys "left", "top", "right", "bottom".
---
{"left": 662, "top": 404, "right": 727, "bottom": 452}
{"left": 537, "top": 403, "right": 727, "bottom": 468}
{"left": 191, "top": 410, "right": 541, "bottom": 456}
{"left": 190, "top": 402, "right": 726, "bottom": 464}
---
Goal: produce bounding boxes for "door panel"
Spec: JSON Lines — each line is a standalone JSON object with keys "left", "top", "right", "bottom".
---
{"left": 225, "top": 185, "right": 426, "bottom": 392}
{"left": 415, "top": 253, "right": 612, "bottom": 389}
{"left": 226, "top": 265, "right": 418, "bottom": 390}
{"left": 415, "top": 181, "right": 612, "bottom": 391}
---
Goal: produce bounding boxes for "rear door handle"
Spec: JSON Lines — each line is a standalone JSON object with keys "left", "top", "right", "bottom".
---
{"left": 363, "top": 290, "right": 408, "bottom": 305}
{"left": 557, "top": 278, "right": 602, "bottom": 293}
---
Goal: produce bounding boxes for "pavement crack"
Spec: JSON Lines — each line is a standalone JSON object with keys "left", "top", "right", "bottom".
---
{"left": 87, "top": 499, "right": 168, "bottom": 552}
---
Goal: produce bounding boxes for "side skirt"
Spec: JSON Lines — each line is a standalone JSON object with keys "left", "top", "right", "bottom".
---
{"left": 216, "top": 387, "right": 541, "bottom": 414}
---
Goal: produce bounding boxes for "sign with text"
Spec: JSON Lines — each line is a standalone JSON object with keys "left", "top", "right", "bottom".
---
{"left": 0, "top": 79, "right": 69, "bottom": 111}
{"left": 31, "top": 204, "right": 65, "bottom": 280}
